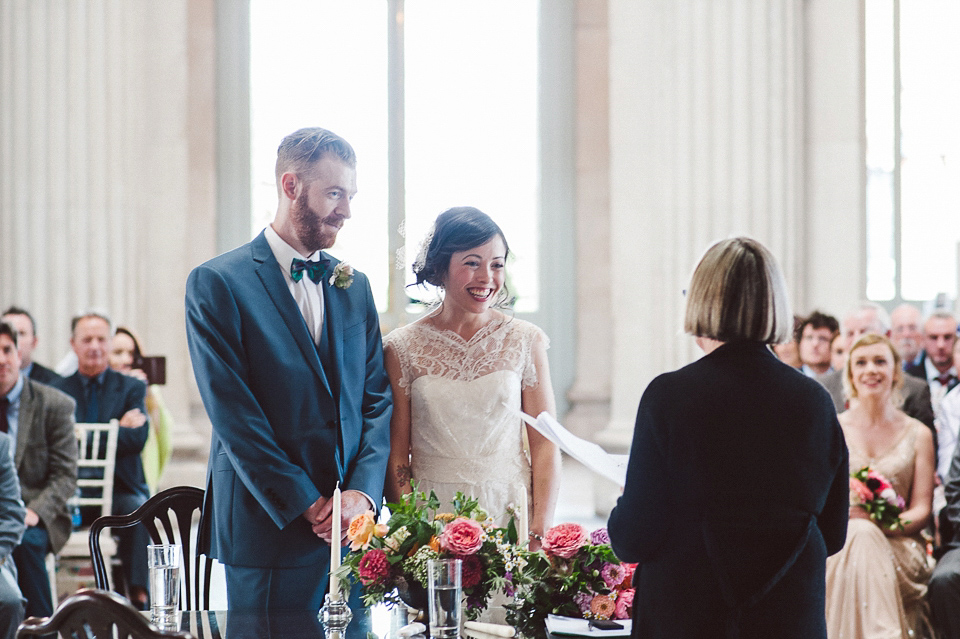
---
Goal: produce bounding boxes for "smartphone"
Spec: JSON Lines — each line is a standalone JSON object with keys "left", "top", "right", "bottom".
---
{"left": 139, "top": 356, "right": 167, "bottom": 386}
{"left": 589, "top": 620, "right": 624, "bottom": 631}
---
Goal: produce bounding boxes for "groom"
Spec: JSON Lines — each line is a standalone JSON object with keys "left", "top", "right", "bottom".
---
{"left": 186, "top": 127, "right": 392, "bottom": 611}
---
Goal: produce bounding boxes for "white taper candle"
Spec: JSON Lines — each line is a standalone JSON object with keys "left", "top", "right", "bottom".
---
{"left": 330, "top": 482, "right": 341, "bottom": 600}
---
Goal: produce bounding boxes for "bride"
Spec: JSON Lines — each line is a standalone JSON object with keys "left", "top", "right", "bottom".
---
{"left": 383, "top": 207, "right": 560, "bottom": 545}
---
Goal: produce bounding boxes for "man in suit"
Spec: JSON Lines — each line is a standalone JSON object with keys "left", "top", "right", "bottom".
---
{"left": 2, "top": 307, "right": 63, "bottom": 386}
{"left": 817, "top": 302, "right": 935, "bottom": 432}
{"left": 53, "top": 312, "right": 150, "bottom": 608}
{"left": 0, "top": 321, "right": 77, "bottom": 618}
{"left": 0, "top": 326, "right": 28, "bottom": 639}
{"left": 906, "top": 311, "right": 959, "bottom": 399}
{"left": 186, "top": 127, "right": 392, "bottom": 612}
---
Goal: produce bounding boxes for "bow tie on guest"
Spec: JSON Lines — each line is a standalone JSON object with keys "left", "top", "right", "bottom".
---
{"left": 937, "top": 373, "right": 958, "bottom": 388}
{"left": 290, "top": 257, "right": 330, "bottom": 284}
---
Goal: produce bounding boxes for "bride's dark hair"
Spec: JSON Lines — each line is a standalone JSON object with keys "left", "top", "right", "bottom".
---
{"left": 413, "top": 207, "right": 512, "bottom": 307}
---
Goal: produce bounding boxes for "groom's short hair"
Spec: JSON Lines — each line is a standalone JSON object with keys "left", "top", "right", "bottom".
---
{"left": 275, "top": 127, "right": 356, "bottom": 189}
{"left": 683, "top": 237, "right": 792, "bottom": 344}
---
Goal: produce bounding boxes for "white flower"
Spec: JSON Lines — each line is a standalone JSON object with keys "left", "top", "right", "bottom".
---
{"left": 881, "top": 488, "right": 899, "bottom": 505}
{"left": 329, "top": 261, "right": 354, "bottom": 289}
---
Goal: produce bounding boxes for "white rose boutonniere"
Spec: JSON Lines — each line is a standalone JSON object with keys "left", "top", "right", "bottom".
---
{"left": 330, "top": 261, "right": 354, "bottom": 289}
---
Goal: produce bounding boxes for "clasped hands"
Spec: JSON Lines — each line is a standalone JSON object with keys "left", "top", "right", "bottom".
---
{"left": 303, "top": 489, "right": 369, "bottom": 544}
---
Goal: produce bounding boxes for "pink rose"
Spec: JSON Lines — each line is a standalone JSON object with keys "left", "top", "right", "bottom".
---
{"left": 849, "top": 478, "right": 873, "bottom": 504}
{"left": 357, "top": 548, "right": 390, "bottom": 585}
{"left": 542, "top": 523, "right": 588, "bottom": 559}
{"left": 619, "top": 563, "right": 637, "bottom": 589}
{"left": 614, "top": 589, "right": 635, "bottom": 620}
{"left": 439, "top": 518, "right": 484, "bottom": 555}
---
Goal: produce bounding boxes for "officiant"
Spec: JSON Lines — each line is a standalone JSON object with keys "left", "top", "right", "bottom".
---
{"left": 607, "top": 237, "right": 849, "bottom": 638}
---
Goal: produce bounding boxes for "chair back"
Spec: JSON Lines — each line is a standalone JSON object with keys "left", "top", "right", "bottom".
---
{"left": 90, "top": 486, "right": 213, "bottom": 610}
{"left": 75, "top": 420, "right": 120, "bottom": 518}
{"left": 16, "top": 588, "right": 195, "bottom": 638}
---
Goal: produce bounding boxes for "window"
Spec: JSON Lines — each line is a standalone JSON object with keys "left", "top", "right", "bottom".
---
{"left": 865, "top": 0, "right": 960, "bottom": 302}
{"left": 250, "top": 0, "right": 541, "bottom": 314}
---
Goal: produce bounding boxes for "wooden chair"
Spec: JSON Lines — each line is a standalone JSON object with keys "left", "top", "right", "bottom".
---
{"left": 89, "top": 486, "right": 213, "bottom": 610}
{"left": 53, "top": 420, "right": 120, "bottom": 597}
{"left": 16, "top": 588, "right": 195, "bottom": 638}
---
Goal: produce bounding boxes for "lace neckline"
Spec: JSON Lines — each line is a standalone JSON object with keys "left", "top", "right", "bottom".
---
{"left": 418, "top": 313, "right": 507, "bottom": 345}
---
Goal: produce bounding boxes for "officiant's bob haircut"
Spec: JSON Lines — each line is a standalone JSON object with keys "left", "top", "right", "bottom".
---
{"left": 683, "top": 237, "right": 792, "bottom": 344}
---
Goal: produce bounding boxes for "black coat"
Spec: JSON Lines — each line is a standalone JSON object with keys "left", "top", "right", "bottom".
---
{"left": 608, "top": 341, "right": 849, "bottom": 639}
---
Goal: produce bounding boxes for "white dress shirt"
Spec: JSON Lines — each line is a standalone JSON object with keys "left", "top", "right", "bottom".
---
{"left": 264, "top": 224, "right": 325, "bottom": 344}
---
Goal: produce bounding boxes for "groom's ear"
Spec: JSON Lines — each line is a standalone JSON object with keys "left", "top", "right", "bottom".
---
{"left": 280, "top": 172, "right": 299, "bottom": 201}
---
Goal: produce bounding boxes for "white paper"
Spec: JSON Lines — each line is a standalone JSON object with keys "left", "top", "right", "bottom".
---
{"left": 518, "top": 410, "right": 628, "bottom": 487}
{"left": 545, "top": 615, "right": 632, "bottom": 637}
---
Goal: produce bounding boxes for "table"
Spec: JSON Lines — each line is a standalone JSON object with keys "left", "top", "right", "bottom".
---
{"left": 167, "top": 604, "right": 392, "bottom": 639}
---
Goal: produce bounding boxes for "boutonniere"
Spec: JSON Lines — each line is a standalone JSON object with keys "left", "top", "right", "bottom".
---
{"left": 329, "top": 261, "right": 354, "bottom": 289}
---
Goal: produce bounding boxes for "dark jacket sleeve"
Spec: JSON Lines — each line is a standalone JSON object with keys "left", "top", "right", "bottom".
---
{"left": 818, "top": 413, "right": 849, "bottom": 555}
{"left": 607, "top": 378, "right": 671, "bottom": 563}
{"left": 115, "top": 377, "right": 149, "bottom": 456}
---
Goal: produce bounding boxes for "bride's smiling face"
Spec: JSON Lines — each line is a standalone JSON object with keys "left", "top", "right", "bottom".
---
{"left": 441, "top": 237, "right": 506, "bottom": 315}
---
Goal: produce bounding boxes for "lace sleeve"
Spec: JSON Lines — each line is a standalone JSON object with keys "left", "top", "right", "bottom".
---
{"left": 520, "top": 322, "right": 550, "bottom": 390}
{"left": 383, "top": 329, "right": 413, "bottom": 396}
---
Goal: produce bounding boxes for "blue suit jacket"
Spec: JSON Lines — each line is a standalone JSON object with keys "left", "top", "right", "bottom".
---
{"left": 185, "top": 231, "right": 392, "bottom": 568}
{"left": 54, "top": 368, "right": 150, "bottom": 497}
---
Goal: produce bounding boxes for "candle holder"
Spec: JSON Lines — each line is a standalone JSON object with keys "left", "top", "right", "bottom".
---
{"left": 319, "top": 593, "right": 353, "bottom": 639}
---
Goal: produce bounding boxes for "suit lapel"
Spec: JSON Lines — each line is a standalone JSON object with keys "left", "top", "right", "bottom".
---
{"left": 14, "top": 379, "right": 35, "bottom": 471}
{"left": 320, "top": 254, "right": 343, "bottom": 400}
{"left": 251, "top": 233, "right": 334, "bottom": 399}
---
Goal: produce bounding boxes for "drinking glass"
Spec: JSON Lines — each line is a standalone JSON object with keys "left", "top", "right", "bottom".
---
{"left": 427, "top": 558, "right": 462, "bottom": 639}
{"left": 147, "top": 543, "right": 181, "bottom": 629}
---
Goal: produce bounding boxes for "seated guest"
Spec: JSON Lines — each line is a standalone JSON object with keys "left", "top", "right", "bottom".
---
{"left": 109, "top": 327, "right": 173, "bottom": 495}
{"left": 772, "top": 315, "right": 803, "bottom": 368}
{"left": 53, "top": 312, "right": 150, "bottom": 609}
{"left": 927, "top": 388, "right": 960, "bottom": 639}
{"left": 825, "top": 334, "right": 936, "bottom": 638}
{"left": 797, "top": 310, "right": 839, "bottom": 377}
{"left": 830, "top": 332, "right": 846, "bottom": 373}
{"left": 818, "top": 302, "right": 935, "bottom": 436}
{"left": 907, "top": 311, "right": 959, "bottom": 407}
{"left": 0, "top": 322, "right": 77, "bottom": 618}
{"left": 891, "top": 303, "right": 924, "bottom": 369}
{"left": 1, "top": 307, "right": 63, "bottom": 386}
{"left": 0, "top": 431, "right": 26, "bottom": 639}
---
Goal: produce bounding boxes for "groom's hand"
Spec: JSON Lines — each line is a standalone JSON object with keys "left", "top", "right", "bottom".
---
{"left": 310, "top": 490, "right": 370, "bottom": 544}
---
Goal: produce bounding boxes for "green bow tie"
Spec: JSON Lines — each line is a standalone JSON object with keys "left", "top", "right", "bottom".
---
{"left": 290, "top": 257, "right": 329, "bottom": 284}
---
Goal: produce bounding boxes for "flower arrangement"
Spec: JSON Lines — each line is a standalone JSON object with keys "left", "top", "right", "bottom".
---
{"left": 337, "top": 485, "right": 522, "bottom": 620}
{"left": 329, "top": 261, "right": 354, "bottom": 289}
{"left": 505, "top": 524, "right": 635, "bottom": 639}
{"left": 850, "top": 466, "right": 908, "bottom": 531}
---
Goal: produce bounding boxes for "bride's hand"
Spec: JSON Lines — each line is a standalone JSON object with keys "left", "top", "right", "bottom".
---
{"left": 848, "top": 505, "right": 871, "bottom": 521}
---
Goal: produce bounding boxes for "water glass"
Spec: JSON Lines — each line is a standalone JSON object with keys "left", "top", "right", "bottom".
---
{"left": 427, "top": 558, "right": 462, "bottom": 639}
{"left": 147, "top": 543, "right": 181, "bottom": 629}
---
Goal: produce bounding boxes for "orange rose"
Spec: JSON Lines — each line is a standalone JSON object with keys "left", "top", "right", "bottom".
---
{"left": 347, "top": 512, "right": 377, "bottom": 551}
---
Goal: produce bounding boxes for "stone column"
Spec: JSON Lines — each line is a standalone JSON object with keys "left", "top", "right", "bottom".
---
{"left": 0, "top": 0, "right": 217, "bottom": 438}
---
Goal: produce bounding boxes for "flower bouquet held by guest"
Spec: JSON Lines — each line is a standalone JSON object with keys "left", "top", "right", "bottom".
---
{"left": 825, "top": 333, "right": 936, "bottom": 639}
{"left": 607, "top": 237, "right": 850, "bottom": 639}
{"left": 338, "top": 485, "right": 522, "bottom": 619}
{"left": 383, "top": 207, "right": 560, "bottom": 543}
{"left": 109, "top": 327, "right": 173, "bottom": 495}
{"left": 506, "top": 524, "right": 635, "bottom": 639}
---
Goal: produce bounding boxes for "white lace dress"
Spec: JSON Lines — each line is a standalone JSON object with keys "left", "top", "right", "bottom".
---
{"left": 384, "top": 317, "right": 549, "bottom": 532}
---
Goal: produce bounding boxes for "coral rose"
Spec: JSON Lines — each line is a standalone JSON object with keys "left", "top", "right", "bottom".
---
{"left": 357, "top": 548, "right": 391, "bottom": 585}
{"left": 849, "top": 478, "right": 873, "bottom": 505}
{"left": 542, "top": 523, "right": 588, "bottom": 559}
{"left": 347, "top": 511, "right": 378, "bottom": 551}
{"left": 439, "top": 518, "right": 484, "bottom": 555}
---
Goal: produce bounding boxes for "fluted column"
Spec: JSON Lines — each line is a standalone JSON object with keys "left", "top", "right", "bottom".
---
{"left": 0, "top": 0, "right": 217, "bottom": 428}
